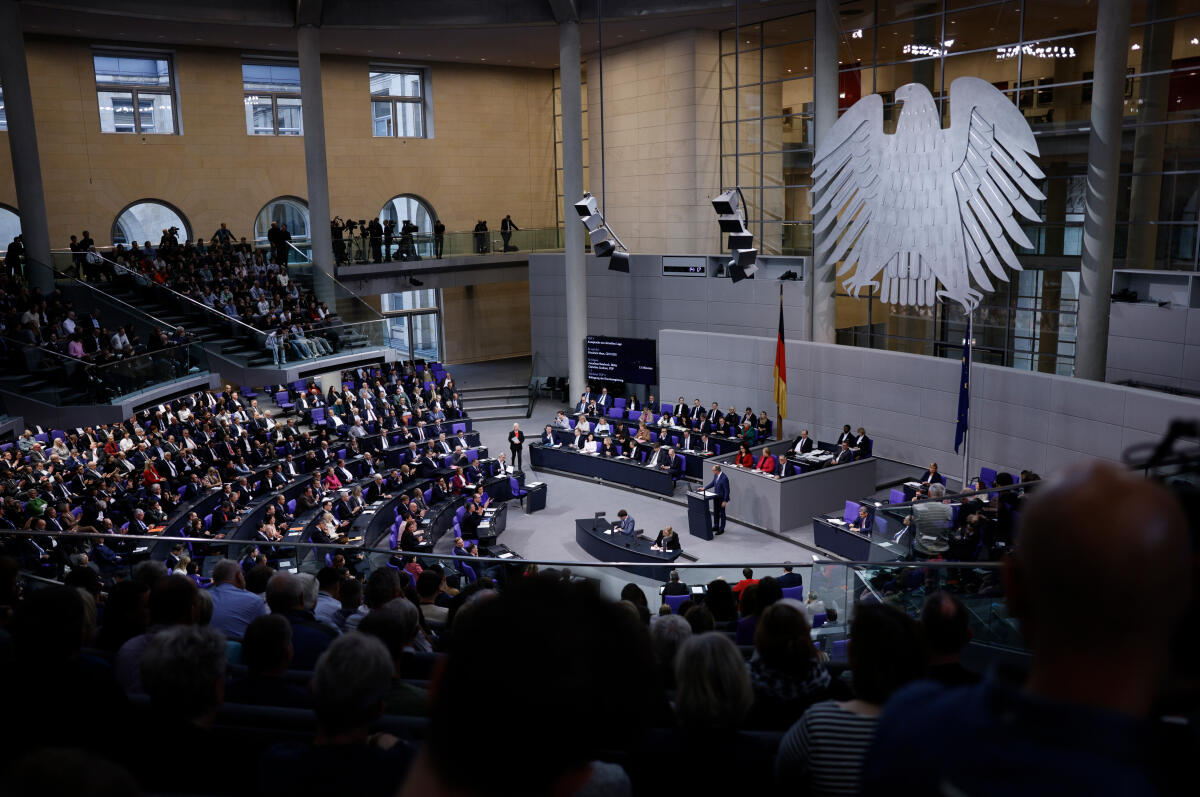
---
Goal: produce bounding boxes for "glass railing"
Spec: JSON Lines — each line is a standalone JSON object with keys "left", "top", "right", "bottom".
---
{"left": 0, "top": 523, "right": 1025, "bottom": 659}
{"left": 1, "top": 333, "right": 208, "bottom": 404}
{"left": 331, "top": 226, "right": 566, "bottom": 265}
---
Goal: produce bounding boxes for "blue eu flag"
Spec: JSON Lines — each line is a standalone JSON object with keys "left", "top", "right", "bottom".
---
{"left": 954, "top": 328, "right": 970, "bottom": 454}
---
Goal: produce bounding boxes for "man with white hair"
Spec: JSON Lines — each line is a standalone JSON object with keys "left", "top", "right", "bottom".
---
{"left": 913, "top": 482, "right": 953, "bottom": 558}
{"left": 266, "top": 572, "right": 338, "bottom": 669}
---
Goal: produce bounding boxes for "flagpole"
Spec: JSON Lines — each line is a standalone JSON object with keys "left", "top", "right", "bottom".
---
{"left": 960, "top": 310, "right": 974, "bottom": 490}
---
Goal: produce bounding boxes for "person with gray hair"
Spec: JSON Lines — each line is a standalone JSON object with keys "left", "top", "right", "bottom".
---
{"left": 651, "top": 614, "right": 692, "bottom": 689}
{"left": 266, "top": 571, "right": 338, "bottom": 670}
{"left": 357, "top": 597, "right": 429, "bottom": 716}
{"left": 674, "top": 632, "right": 754, "bottom": 730}
{"left": 912, "top": 482, "right": 953, "bottom": 557}
{"left": 209, "top": 557, "right": 268, "bottom": 640}
{"left": 141, "top": 624, "right": 227, "bottom": 725}
{"left": 260, "top": 632, "right": 413, "bottom": 796}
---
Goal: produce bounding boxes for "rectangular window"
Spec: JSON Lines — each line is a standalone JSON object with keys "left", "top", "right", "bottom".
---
{"left": 243, "top": 60, "right": 302, "bottom": 136}
{"left": 369, "top": 69, "right": 426, "bottom": 138}
{"left": 94, "top": 52, "right": 177, "bottom": 134}
{"left": 0, "top": 84, "right": 8, "bottom": 131}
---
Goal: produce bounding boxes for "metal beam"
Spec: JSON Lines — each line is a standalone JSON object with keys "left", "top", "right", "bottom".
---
{"left": 548, "top": 0, "right": 578, "bottom": 24}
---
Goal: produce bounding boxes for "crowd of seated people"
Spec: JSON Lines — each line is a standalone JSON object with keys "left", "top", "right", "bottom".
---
{"left": 77, "top": 224, "right": 338, "bottom": 336}
{"left": 0, "top": 460, "right": 1188, "bottom": 795}
{"left": 299, "top": 364, "right": 466, "bottom": 440}
{"left": 0, "top": 271, "right": 199, "bottom": 397}
{"left": 571, "top": 387, "right": 778, "bottom": 444}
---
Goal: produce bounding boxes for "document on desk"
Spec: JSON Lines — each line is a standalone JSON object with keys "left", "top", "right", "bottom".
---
{"left": 498, "top": 552, "right": 515, "bottom": 559}
{"left": 603, "top": 530, "right": 612, "bottom": 535}
{"left": 828, "top": 518, "right": 847, "bottom": 526}
{"left": 905, "top": 481, "right": 923, "bottom": 489}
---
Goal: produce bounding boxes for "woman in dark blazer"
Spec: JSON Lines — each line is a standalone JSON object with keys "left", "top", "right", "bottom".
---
{"left": 600, "top": 436, "right": 619, "bottom": 457}
{"left": 654, "top": 525, "right": 682, "bottom": 551}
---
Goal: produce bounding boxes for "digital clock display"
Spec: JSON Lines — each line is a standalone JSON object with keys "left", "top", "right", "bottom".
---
{"left": 662, "top": 256, "right": 709, "bottom": 277}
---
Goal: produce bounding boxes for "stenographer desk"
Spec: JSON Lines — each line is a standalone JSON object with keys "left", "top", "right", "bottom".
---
{"left": 717, "top": 444, "right": 877, "bottom": 533}
{"left": 530, "top": 443, "right": 676, "bottom": 496}
{"left": 574, "top": 518, "right": 681, "bottom": 578}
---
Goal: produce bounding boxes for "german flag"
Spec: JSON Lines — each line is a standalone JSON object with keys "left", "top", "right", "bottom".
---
{"left": 774, "top": 284, "right": 787, "bottom": 419}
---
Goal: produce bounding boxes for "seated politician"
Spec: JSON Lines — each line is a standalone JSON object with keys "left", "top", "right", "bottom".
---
{"left": 653, "top": 525, "right": 682, "bottom": 552}
{"left": 600, "top": 436, "right": 618, "bottom": 458}
{"left": 756, "top": 447, "right": 778, "bottom": 477}
{"left": 919, "top": 462, "right": 945, "bottom": 486}
{"left": 733, "top": 443, "right": 755, "bottom": 468}
{"left": 613, "top": 509, "right": 636, "bottom": 537}
{"left": 540, "top": 425, "right": 555, "bottom": 446}
{"left": 851, "top": 427, "right": 873, "bottom": 458}
{"left": 849, "top": 504, "right": 873, "bottom": 534}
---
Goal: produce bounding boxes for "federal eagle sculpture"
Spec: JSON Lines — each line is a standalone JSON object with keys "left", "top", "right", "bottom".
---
{"left": 812, "top": 77, "right": 1044, "bottom": 310}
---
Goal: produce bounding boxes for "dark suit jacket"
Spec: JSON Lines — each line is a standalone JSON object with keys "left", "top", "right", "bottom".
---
{"left": 664, "top": 455, "right": 683, "bottom": 479}
{"left": 663, "top": 581, "right": 689, "bottom": 595}
{"left": 654, "top": 531, "right": 682, "bottom": 551}
{"left": 832, "top": 449, "right": 854, "bottom": 465}
{"left": 777, "top": 571, "right": 804, "bottom": 588}
{"left": 790, "top": 435, "right": 815, "bottom": 454}
{"left": 920, "top": 470, "right": 946, "bottom": 485}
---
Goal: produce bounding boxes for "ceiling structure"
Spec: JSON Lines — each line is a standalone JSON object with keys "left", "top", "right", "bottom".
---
{"left": 18, "top": 0, "right": 816, "bottom": 70}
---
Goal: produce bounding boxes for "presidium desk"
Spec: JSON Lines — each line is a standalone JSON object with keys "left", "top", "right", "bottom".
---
{"left": 716, "top": 443, "right": 878, "bottom": 534}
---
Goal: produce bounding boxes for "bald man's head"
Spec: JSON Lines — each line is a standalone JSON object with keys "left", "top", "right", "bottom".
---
{"left": 1007, "top": 462, "right": 1189, "bottom": 679}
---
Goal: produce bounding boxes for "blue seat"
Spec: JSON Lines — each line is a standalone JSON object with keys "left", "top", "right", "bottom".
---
{"left": 34, "top": 433, "right": 49, "bottom": 444}
{"left": 979, "top": 467, "right": 998, "bottom": 488}
{"left": 509, "top": 477, "right": 528, "bottom": 500}
{"left": 843, "top": 500, "right": 859, "bottom": 524}
{"left": 177, "top": 485, "right": 188, "bottom": 498}
{"left": 51, "top": 429, "right": 67, "bottom": 444}
{"left": 451, "top": 422, "right": 467, "bottom": 436}
{"left": 812, "top": 613, "right": 827, "bottom": 629}
{"left": 461, "top": 563, "right": 477, "bottom": 583}
{"left": 663, "top": 594, "right": 689, "bottom": 613}
{"left": 676, "top": 453, "right": 686, "bottom": 474}
{"left": 240, "top": 385, "right": 258, "bottom": 398}
{"left": 613, "top": 398, "right": 626, "bottom": 409}
{"left": 423, "top": 488, "right": 432, "bottom": 503}
{"left": 889, "top": 488, "right": 905, "bottom": 504}
{"left": 275, "top": 391, "right": 295, "bottom": 412}
{"left": 465, "top": 449, "right": 479, "bottom": 463}
{"left": 659, "top": 403, "right": 672, "bottom": 414}
{"left": 781, "top": 585, "right": 805, "bottom": 601}
{"left": 286, "top": 499, "right": 297, "bottom": 514}
{"left": 607, "top": 407, "right": 623, "bottom": 419}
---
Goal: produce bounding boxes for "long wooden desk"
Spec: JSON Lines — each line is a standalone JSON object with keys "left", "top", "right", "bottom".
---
{"left": 530, "top": 442, "right": 676, "bottom": 496}
{"left": 573, "top": 517, "right": 680, "bottom": 578}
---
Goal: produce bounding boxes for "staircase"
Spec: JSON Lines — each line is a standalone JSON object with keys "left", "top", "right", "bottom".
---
{"left": 101, "top": 280, "right": 376, "bottom": 368}
{"left": 459, "top": 384, "right": 530, "bottom": 421}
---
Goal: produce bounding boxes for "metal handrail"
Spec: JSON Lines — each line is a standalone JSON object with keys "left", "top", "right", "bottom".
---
{"left": 285, "top": 241, "right": 386, "bottom": 322}
{"left": 28, "top": 255, "right": 181, "bottom": 334}
{"left": 0, "top": 527, "right": 1004, "bottom": 571}
{"left": 92, "top": 251, "right": 269, "bottom": 339}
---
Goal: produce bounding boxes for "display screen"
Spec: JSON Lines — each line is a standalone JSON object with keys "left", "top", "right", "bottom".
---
{"left": 585, "top": 336, "right": 657, "bottom": 385}
{"left": 662, "top": 255, "right": 708, "bottom": 277}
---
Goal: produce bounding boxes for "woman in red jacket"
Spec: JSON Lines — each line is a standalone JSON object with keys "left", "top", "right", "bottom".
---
{"left": 757, "top": 446, "right": 777, "bottom": 476}
{"left": 733, "top": 443, "right": 755, "bottom": 468}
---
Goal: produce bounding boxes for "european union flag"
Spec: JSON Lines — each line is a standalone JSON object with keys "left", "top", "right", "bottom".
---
{"left": 954, "top": 326, "right": 970, "bottom": 454}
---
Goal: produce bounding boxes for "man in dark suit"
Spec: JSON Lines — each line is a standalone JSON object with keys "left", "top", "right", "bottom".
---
{"left": 679, "top": 430, "right": 696, "bottom": 451}
{"left": 596, "top": 388, "right": 611, "bottom": 409}
{"left": 673, "top": 397, "right": 688, "bottom": 419}
{"left": 661, "top": 447, "right": 683, "bottom": 481}
{"left": 508, "top": 423, "right": 526, "bottom": 472}
{"left": 850, "top": 505, "right": 873, "bottom": 533}
{"left": 662, "top": 569, "right": 688, "bottom": 595}
{"left": 787, "top": 429, "right": 815, "bottom": 456}
{"left": 704, "top": 464, "right": 730, "bottom": 535}
{"left": 837, "top": 424, "right": 854, "bottom": 445}
{"left": 832, "top": 441, "right": 854, "bottom": 465}
{"left": 777, "top": 564, "right": 803, "bottom": 589}
{"left": 705, "top": 401, "right": 722, "bottom": 427}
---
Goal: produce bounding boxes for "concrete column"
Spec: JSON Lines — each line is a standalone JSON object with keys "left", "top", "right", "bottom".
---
{"left": 560, "top": 20, "right": 587, "bottom": 397}
{"left": 297, "top": 25, "right": 334, "bottom": 276}
{"left": 0, "top": 0, "right": 52, "bottom": 292}
{"left": 1076, "top": 0, "right": 1133, "bottom": 381}
{"left": 810, "top": 0, "right": 839, "bottom": 343}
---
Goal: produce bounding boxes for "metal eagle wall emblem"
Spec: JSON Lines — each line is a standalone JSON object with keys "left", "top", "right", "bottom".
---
{"left": 812, "top": 77, "right": 1044, "bottom": 310}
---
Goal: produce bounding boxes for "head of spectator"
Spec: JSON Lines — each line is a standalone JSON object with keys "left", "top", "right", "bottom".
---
{"left": 149, "top": 574, "right": 200, "bottom": 628}
{"left": 311, "top": 632, "right": 395, "bottom": 743}
{"left": 211, "top": 558, "right": 245, "bottom": 589}
{"left": 620, "top": 582, "right": 648, "bottom": 608}
{"left": 1006, "top": 462, "right": 1190, "bottom": 717}
{"left": 242, "top": 613, "right": 293, "bottom": 677}
{"left": 339, "top": 577, "right": 363, "bottom": 616}
{"left": 674, "top": 632, "right": 754, "bottom": 730}
{"left": 705, "top": 579, "right": 738, "bottom": 623}
{"left": 358, "top": 597, "right": 421, "bottom": 673}
{"left": 754, "top": 575, "right": 783, "bottom": 614}
{"left": 364, "top": 566, "right": 403, "bottom": 609}
{"left": 265, "top": 572, "right": 306, "bottom": 614}
{"left": 651, "top": 614, "right": 692, "bottom": 688}
{"left": 141, "top": 625, "right": 227, "bottom": 727}
{"left": 412, "top": 577, "right": 657, "bottom": 796}
{"left": 921, "top": 590, "right": 973, "bottom": 675}
{"left": 848, "top": 602, "right": 926, "bottom": 705}
{"left": 928, "top": 482, "right": 946, "bottom": 500}
{"left": 246, "top": 564, "right": 275, "bottom": 595}
{"left": 684, "top": 604, "right": 715, "bottom": 634}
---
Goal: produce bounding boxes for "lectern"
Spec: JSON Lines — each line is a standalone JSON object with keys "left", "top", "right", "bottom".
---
{"left": 687, "top": 489, "right": 717, "bottom": 540}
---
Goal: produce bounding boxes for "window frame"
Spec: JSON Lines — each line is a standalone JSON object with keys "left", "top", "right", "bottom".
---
{"left": 368, "top": 65, "right": 431, "bottom": 139}
{"left": 0, "top": 83, "right": 7, "bottom": 132}
{"left": 242, "top": 58, "right": 303, "bottom": 137}
{"left": 92, "top": 48, "right": 179, "bottom": 135}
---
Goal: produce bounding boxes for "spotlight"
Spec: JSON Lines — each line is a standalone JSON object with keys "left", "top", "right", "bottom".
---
{"left": 588, "top": 226, "right": 611, "bottom": 246}
{"left": 575, "top": 193, "right": 599, "bottom": 217}
{"left": 594, "top": 238, "right": 616, "bottom": 258}
{"left": 731, "top": 248, "right": 758, "bottom": 267}
{"left": 718, "top": 215, "right": 747, "bottom": 233}
{"left": 711, "top": 189, "right": 739, "bottom": 216}
{"left": 582, "top": 214, "right": 606, "bottom": 233}
{"left": 728, "top": 231, "right": 754, "bottom": 250}
{"left": 608, "top": 251, "right": 631, "bottom": 273}
{"left": 729, "top": 263, "right": 758, "bottom": 283}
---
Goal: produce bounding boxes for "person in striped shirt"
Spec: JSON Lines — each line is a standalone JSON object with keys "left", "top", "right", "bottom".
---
{"left": 775, "top": 603, "right": 926, "bottom": 796}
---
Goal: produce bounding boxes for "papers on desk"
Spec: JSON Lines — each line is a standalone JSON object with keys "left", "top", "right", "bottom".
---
{"left": 879, "top": 541, "right": 894, "bottom": 548}
{"left": 905, "top": 481, "right": 923, "bottom": 489}
{"left": 695, "top": 490, "right": 715, "bottom": 497}
{"left": 690, "top": 585, "right": 704, "bottom": 595}
{"left": 828, "top": 518, "right": 847, "bottom": 526}
{"left": 603, "top": 530, "right": 613, "bottom": 535}
{"left": 498, "top": 552, "right": 515, "bottom": 559}
{"left": 133, "top": 546, "right": 150, "bottom": 554}
{"left": 526, "top": 482, "right": 544, "bottom": 488}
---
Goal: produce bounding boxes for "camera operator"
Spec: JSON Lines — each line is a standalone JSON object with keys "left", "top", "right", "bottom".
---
{"left": 368, "top": 217, "right": 384, "bottom": 264}
{"left": 400, "top": 219, "right": 418, "bottom": 261}
{"left": 331, "top": 217, "right": 347, "bottom": 265}
{"left": 358, "top": 219, "right": 369, "bottom": 264}
{"left": 383, "top": 219, "right": 395, "bottom": 262}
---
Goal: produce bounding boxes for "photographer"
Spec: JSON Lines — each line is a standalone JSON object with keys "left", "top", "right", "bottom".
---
{"left": 330, "top": 217, "right": 347, "bottom": 265}
{"left": 358, "top": 219, "right": 370, "bottom": 264}
{"left": 400, "top": 219, "right": 418, "bottom": 261}
{"left": 383, "top": 219, "right": 395, "bottom": 262}
{"left": 368, "top": 217, "right": 384, "bottom": 264}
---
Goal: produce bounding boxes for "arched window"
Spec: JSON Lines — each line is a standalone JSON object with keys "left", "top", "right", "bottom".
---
{"left": 379, "top": 194, "right": 436, "bottom": 235}
{"left": 254, "top": 196, "right": 310, "bottom": 246}
{"left": 0, "top": 205, "right": 20, "bottom": 249}
{"left": 111, "top": 200, "right": 191, "bottom": 246}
